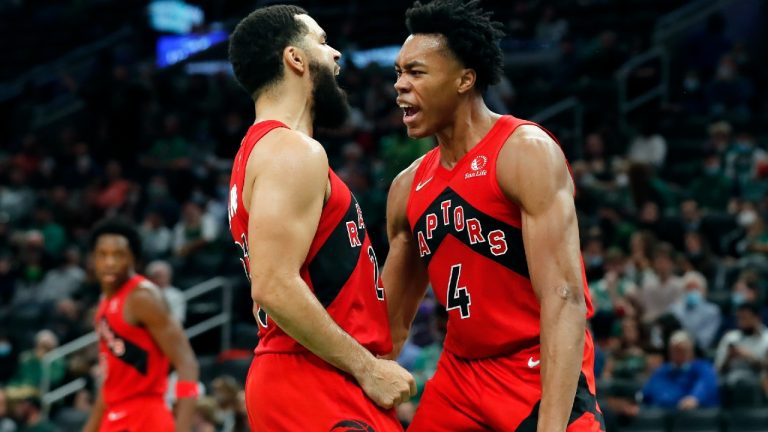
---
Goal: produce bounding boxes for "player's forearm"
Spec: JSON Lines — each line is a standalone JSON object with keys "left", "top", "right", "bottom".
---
{"left": 537, "top": 286, "right": 586, "bottom": 432}
{"left": 252, "top": 275, "right": 375, "bottom": 378}
{"left": 82, "top": 391, "right": 105, "bottom": 432}
{"left": 174, "top": 397, "right": 196, "bottom": 432}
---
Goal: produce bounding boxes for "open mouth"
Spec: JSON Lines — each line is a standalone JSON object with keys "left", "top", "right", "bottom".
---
{"left": 399, "top": 104, "right": 421, "bottom": 123}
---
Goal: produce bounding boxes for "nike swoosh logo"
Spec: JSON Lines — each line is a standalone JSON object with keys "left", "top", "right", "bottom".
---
{"left": 528, "top": 357, "right": 540, "bottom": 368}
{"left": 107, "top": 411, "right": 127, "bottom": 421}
{"left": 415, "top": 177, "right": 433, "bottom": 191}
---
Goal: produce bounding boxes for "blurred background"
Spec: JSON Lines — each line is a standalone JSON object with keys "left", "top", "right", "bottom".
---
{"left": 0, "top": 0, "right": 767, "bottom": 431}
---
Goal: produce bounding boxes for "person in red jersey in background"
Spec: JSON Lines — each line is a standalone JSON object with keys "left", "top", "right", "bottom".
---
{"left": 82, "top": 219, "right": 199, "bottom": 432}
{"left": 383, "top": 1, "right": 605, "bottom": 431}
{"left": 227, "top": 5, "right": 414, "bottom": 431}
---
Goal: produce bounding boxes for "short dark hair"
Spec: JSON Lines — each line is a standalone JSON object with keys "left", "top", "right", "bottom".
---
{"left": 405, "top": 0, "right": 505, "bottom": 92}
{"left": 229, "top": 5, "right": 309, "bottom": 98}
{"left": 90, "top": 218, "right": 142, "bottom": 260}
{"left": 737, "top": 302, "right": 760, "bottom": 316}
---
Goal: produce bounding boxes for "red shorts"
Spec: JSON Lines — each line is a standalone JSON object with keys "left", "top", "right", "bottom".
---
{"left": 245, "top": 352, "right": 403, "bottom": 431}
{"left": 99, "top": 396, "right": 173, "bottom": 432}
{"left": 409, "top": 347, "right": 604, "bottom": 431}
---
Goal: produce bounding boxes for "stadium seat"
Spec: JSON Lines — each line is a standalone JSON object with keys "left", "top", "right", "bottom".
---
{"left": 670, "top": 408, "right": 721, "bottom": 432}
{"left": 726, "top": 408, "right": 768, "bottom": 432}
{"left": 622, "top": 408, "right": 669, "bottom": 432}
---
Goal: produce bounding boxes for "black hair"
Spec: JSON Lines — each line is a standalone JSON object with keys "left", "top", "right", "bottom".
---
{"left": 737, "top": 302, "right": 760, "bottom": 316}
{"left": 229, "top": 5, "right": 309, "bottom": 99}
{"left": 406, "top": 0, "right": 505, "bottom": 92}
{"left": 89, "top": 218, "right": 142, "bottom": 261}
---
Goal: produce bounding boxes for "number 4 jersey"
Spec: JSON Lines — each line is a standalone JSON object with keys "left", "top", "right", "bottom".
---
{"left": 406, "top": 115, "right": 596, "bottom": 359}
{"left": 228, "top": 120, "right": 392, "bottom": 356}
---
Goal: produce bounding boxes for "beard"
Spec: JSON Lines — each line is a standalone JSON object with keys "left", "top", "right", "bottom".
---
{"left": 310, "top": 60, "right": 350, "bottom": 129}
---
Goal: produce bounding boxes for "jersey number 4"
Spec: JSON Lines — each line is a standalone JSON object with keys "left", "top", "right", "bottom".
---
{"left": 447, "top": 264, "right": 471, "bottom": 318}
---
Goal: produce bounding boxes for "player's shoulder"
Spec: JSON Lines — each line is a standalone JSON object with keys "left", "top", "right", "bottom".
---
{"left": 252, "top": 127, "right": 329, "bottom": 170}
{"left": 505, "top": 124, "right": 559, "bottom": 155}
{"left": 390, "top": 154, "right": 427, "bottom": 197}
{"left": 130, "top": 278, "right": 164, "bottom": 303}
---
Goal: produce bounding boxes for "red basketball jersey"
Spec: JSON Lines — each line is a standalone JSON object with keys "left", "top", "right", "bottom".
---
{"left": 94, "top": 275, "right": 170, "bottom": 406}
{"left": 228, "top": 120, "right": 392, "bottom": 356}
{"left": 406, "top": 115, "right": 595, "bottom": 359}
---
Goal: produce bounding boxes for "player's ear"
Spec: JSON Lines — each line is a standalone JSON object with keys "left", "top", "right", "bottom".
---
{"left": 284, "top": 46, "right": 307, "bottom": 75}
{"left": 457, "top": 68, "right": 476, "bottom": 94}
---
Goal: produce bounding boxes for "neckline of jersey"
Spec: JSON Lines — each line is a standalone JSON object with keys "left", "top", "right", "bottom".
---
{"left": 244, "top": 120, "right": 290, "bottom": 145}
{"left": 434, "top": 116, "right": 508, "bottom": 180}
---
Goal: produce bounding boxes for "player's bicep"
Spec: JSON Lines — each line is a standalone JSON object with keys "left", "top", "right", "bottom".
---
{"left": 246, "top": 139, "right": 328, "bottom": 282}
{"left": 130, "top": 289, "right": 192, "bottom": 363}
{"left": 500, "top": 131, "right": 583, "bottom": 301}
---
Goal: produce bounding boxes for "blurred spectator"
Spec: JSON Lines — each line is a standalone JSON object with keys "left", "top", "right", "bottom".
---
{"left": 11, "top": 231, "right": 54, "bottom": 308}
{"left": 139, "top": 210, "right": 174, "bottom": 260}
{"left": 0, "top": 334, "right": 16, "bottom": 383}
{"left": 0, "top": 388, "right": 16, "bottom": 432}
{"left": 733, "top": 207, "right": 768, "bottom": 258}
{"left": 29, "top": 205, "right": 65, "bottom": 259}
{"left": 174, "top": 200, "right": 218, "bottom": 257}
{"left": 641, "top": 330, "right": 719, "bottom": 410}
{"left": 8, "top": 330, "right": 65, "bottom": 389}
{"left": 706, "top": 120, "right": 733, "bottom": 154}
{"left": 9, "top": 391, "right": 56, "bottom": 432}
{"left": 192, "top": 397, "right": 218, "bottom": 432}
{"left": 603, "top": 317, "right": 647, "bottom": 382}
{"left": 627, "top": 121, "right": 667, "bottom": 168}
{"left": 535, "top": 5, "right": 568, "bottom": 43}
{"left": 94, "top": 160, "right": 134, "bottom": 213}
{"left": 669, "top": 271, "right": 721, "bottom": 350}
{"left": 706, "top": 55, "right": 755, "bottom": 119}
{"left": 638, "top": 243, "right": 684, "bottom": 324}
{"left": 582, "top": 234, "right": 605, "bottom": 282}
{"left": 688, "top": 152, "right": 732, "bottom": 211}
{"left": 146, "top": 260, "right": 186, "bottom": 324}
{"left": 211, "top": 376, "right": 239, "bottom": 432}
{"left": 0, "top": 252, "right": 15, "bottom": 309}
{"left": 36, "top": 247, "right": 85, "bottom": 304}
{"left": 589, "top": 248, "right": 637, "bottom": 318}
{"left": 724, "top": 131, "right": 767, "bottom": 194}
{"left": 0, "top": 168, "right": 35, "bottom": 223}
{"left": 140, "top": 114, "right": 192, "bottom": 173}
{"left": 715, "top": 303, "right": 768, "bottom": 402}
{"left": 680, "top": 232, "right": 718, "bottom": 282}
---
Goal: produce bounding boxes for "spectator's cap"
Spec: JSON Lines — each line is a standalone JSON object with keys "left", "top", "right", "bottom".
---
{"left": 6, "top": 386, "right": 40, "bottom": 406}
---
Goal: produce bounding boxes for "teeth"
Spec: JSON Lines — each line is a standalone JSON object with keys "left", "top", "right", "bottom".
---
{"left": 398, "top": 103, "right": 413, "bottom": 108}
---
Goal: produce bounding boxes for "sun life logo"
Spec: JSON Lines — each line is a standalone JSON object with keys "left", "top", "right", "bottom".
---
{"left": 466, "top": 155, "right": 488, "bottom": 179}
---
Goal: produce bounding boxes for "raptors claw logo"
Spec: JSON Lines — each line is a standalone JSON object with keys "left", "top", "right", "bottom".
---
{"left": 329, "top": 419, "right": 376, "bottom": 432}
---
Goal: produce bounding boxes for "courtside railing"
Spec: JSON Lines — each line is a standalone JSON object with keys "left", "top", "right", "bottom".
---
{"left": 615, "top": 47, "right": 670, "bottom": 131}
{"left": 531, "top": 96, "right": 584, "bottom": 158}
{"left": 40, "top": 276, "right": 233, "bottom": 416}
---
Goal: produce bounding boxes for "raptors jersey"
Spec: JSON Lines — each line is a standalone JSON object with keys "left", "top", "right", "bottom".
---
{"left": 95, "top": 275, "right": 169, "bottom": 406}
{"left": 228, "top": 120, "right": 392, "bottom": 356}
{"left": 406, "top": 115, "right": 596, "bottom": 359}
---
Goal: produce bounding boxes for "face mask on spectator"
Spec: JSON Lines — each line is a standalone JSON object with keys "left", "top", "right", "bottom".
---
{"left": 731, "top": 292, "right": 746, "bottom": 307}
{"left": 737, "top": 210, "right": 757, "bottom": 227}
{"left": 685, "top": 291, "right": 703, "bottom": 307}
{"left": 0, "top": 341, "right": 10, "bottom": 356}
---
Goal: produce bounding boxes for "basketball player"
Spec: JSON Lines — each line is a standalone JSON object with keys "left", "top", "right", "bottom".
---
{"left": 383, "top": 1, "right": 605, "bottom": 430}
{"left": 227, "top": 5, "right": 414, "bottom": 430}
{"left": 82, "top": 219, "right": 199, "bottom": 432}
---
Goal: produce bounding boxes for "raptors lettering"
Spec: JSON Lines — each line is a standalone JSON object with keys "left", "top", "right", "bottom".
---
{"left": 415, "top": 199, "right": 508, "bottom": 257}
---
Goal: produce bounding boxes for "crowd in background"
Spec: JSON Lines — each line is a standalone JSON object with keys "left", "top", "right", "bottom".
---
{"left": 0, "top": 1, "right": 767, "bottom": 430}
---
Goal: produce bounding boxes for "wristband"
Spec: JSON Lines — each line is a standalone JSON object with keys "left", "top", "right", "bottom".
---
{"left": 175, "top": 380, "right": 199, "bottom": 399}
